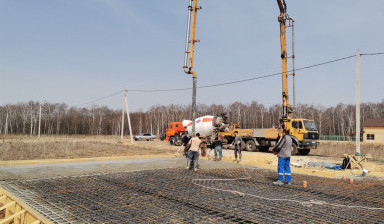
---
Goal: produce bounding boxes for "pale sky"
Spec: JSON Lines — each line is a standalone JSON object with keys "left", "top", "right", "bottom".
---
{"left": 1, "top": 0, "right": 383, "bottom": 111}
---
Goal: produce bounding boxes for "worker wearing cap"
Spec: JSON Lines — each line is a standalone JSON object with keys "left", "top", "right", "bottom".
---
{"left": 187, "top": 133, "right": 202, "bottom": 171}
{"left": 272, "top": 129, "right": 292, "bottom": 186}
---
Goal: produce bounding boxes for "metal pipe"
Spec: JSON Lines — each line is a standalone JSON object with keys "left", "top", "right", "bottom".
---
{"left": 192, "top": 75, "right": 197, "bottom": 136}
{"left": 183, "top": 0, "right": 193, "bottom": 73}
{"left": 290, "top": 17, "right": 295, "bottom": 107}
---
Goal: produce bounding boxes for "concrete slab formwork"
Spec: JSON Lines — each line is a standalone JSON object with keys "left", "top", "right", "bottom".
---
{"left": 1, "top": 168, "right": 383, "bottom": 224}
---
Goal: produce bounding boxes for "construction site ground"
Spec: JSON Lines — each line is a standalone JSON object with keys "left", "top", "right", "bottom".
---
{"left": 1, "top": 139, "right": 384, "bottom": 223}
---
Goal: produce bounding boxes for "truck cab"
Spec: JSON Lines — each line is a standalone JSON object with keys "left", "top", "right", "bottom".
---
{"left": 288, "top": 119, "right": 319, "bottom": 155}
{"left": 165, "top": 122, "right": 186, "bottom": 145}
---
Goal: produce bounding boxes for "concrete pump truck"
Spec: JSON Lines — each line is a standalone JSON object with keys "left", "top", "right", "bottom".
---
{"left": 218, "top": 0, "right": 319, "bottom": 155}
{"left": 182, "top": 0, "right": 319, "bottom": 155}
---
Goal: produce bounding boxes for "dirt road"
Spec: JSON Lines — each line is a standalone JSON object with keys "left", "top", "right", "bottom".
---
{"left": 1, "top": 136, "right": 383, "bottom": 180}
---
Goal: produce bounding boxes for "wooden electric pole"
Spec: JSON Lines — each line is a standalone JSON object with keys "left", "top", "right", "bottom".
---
{"left": 38, "top": 105, "right": 42, "bottom": 138}
{"left": 120, "top": 90, "right": 134, "bottom": 143}
{"left": 356, "top": 50, "right": 361, "bottom": 156}
{"left": 120, "top": 91, "right": 125, "bottom": 143}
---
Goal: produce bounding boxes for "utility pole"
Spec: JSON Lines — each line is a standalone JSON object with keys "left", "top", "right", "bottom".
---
{"left": 183, "top": 0, "right": 201, "bottom": 137}
{"left": 38, "top": 105, "right": 42, "bottom": 138}
{"left": 356, "top": 50, "right": 361, "bottom": 156}
{"left": 120, "top": 91, "right": 125, "bottom": 143}
{"left": 124, "top": 90, "right": 134, "bottom": 143}
{"left": 30, "top": 104, "right": 33, "bottom": 135}
{"left": 4, "top": 108, "right": 8, "bottom": 135}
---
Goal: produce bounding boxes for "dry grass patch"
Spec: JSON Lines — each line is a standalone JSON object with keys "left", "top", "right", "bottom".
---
{"left": 0, "top": 135, "right": 177, "bottom": 161}
{"left": 312, "top": 141, "right": 384, "bottom": 161}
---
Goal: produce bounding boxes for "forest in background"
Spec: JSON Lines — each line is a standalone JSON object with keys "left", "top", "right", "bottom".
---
{"left": 0, "top": 100, "right": 383, "bottom": 137}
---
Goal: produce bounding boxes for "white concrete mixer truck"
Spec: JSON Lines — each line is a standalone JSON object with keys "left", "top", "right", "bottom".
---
{"left": 182, "top": 113, "right": 230, "bottom": 142}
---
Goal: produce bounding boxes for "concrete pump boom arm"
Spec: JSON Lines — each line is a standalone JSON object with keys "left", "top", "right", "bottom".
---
{"left": 277, "top": 0, "right": 291, "bottom": 128}
{"left": 277, "top": 0, "right": 287, "bottom": 14}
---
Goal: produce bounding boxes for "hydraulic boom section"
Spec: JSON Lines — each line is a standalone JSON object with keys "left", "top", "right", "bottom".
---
{"left": 277, "top": 0, "right": 295, "bottom": 130}
{"left": 183, "top": 0, "right": 202, "bottom": 136}
{"left": 183, "top": 0, "right": 201, "bottom": 78}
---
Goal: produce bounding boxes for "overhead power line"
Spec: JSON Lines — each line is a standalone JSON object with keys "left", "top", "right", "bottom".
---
{"left": 126, "top": 87, "right": 192, "bottom": 92}
{"left": 360, "top": 52, "right": 384, "bottom": 56}
{"left": 74, "top": 52, "right": 384, "bottom": 106}
{"left": 127, "top": 54, "right": 358, "bottom": 92}
{"left": 294, "top": 55, "right": 356, "bottom": 72}
{"left": 126, "top": 52, "right": 384, "bottom": 92}
{"left": 74, "top": 90, "right": 123, "bottom": 107}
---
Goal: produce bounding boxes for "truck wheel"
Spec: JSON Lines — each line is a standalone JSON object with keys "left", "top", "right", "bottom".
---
{"left": 169, "top": 137, "right": 175, "bottom": 145}
{"left": 298, "top": 148, "right": 310, "bottom": 155}
{"left": 246, "top": 140, "right": 259, "bottom": 152}
{"left": 241, "top": 141, "right": 246, "bottom": 151}
{"left": 259, "top": 146, "right": 269, "bottom": 152}
{"left": 292, "top": 144, "right": 298, "bottom": 155}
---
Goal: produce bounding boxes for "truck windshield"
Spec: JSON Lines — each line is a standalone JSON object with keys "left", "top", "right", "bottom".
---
{"left": 303, "top": 120, "right": 318, "bottom": 131}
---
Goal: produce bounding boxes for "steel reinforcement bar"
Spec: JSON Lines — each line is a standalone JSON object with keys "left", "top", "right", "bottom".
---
{"left": 1, "top": 168, "right": 384, "bottom": 223}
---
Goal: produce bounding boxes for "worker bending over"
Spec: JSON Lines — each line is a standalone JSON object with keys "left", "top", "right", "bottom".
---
{"left": 187, "top": 133, "right": 202, "bottom": 171}
{"left": 212, "top": 136, "right": 223, "bottom": 161}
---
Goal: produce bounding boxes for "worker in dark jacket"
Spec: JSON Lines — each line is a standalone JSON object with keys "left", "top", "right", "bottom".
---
{"left": 212, "top": 136, "right": 223, "bottom": 161}
{"left": 272, "top": 129, "right": 293, "bottom": 186}
{"left": 182, "top": 133, "right": 190, "bottom": 158}
{"left": 233, "top": 131, "right": 243, "bottom": 162}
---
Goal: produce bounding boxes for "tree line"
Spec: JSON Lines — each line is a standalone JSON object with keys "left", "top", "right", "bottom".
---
{"left": 0, "top": 100, "right": 383, "bottom": 137}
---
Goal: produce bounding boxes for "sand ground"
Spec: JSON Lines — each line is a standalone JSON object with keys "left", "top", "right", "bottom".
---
{"left": 0, "top": 138, "right": 383, "bottom": 181}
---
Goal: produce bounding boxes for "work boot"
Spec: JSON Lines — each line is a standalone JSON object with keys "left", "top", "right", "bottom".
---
{"left": 273, "top": 180, "right": 284, "bottom": 186}
{"left": 285, "top": 182, "right": 292, "bottom": 186}
{"left": 193, "top": 162, "right": 198, "bottom": 171}
{"left": 185, "top": 161, "right": 190, "bottom": 170}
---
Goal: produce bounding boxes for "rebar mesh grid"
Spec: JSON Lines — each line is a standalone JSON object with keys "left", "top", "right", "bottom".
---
{"left": 1, "top": 168, "right": 384, "bottom": 224}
